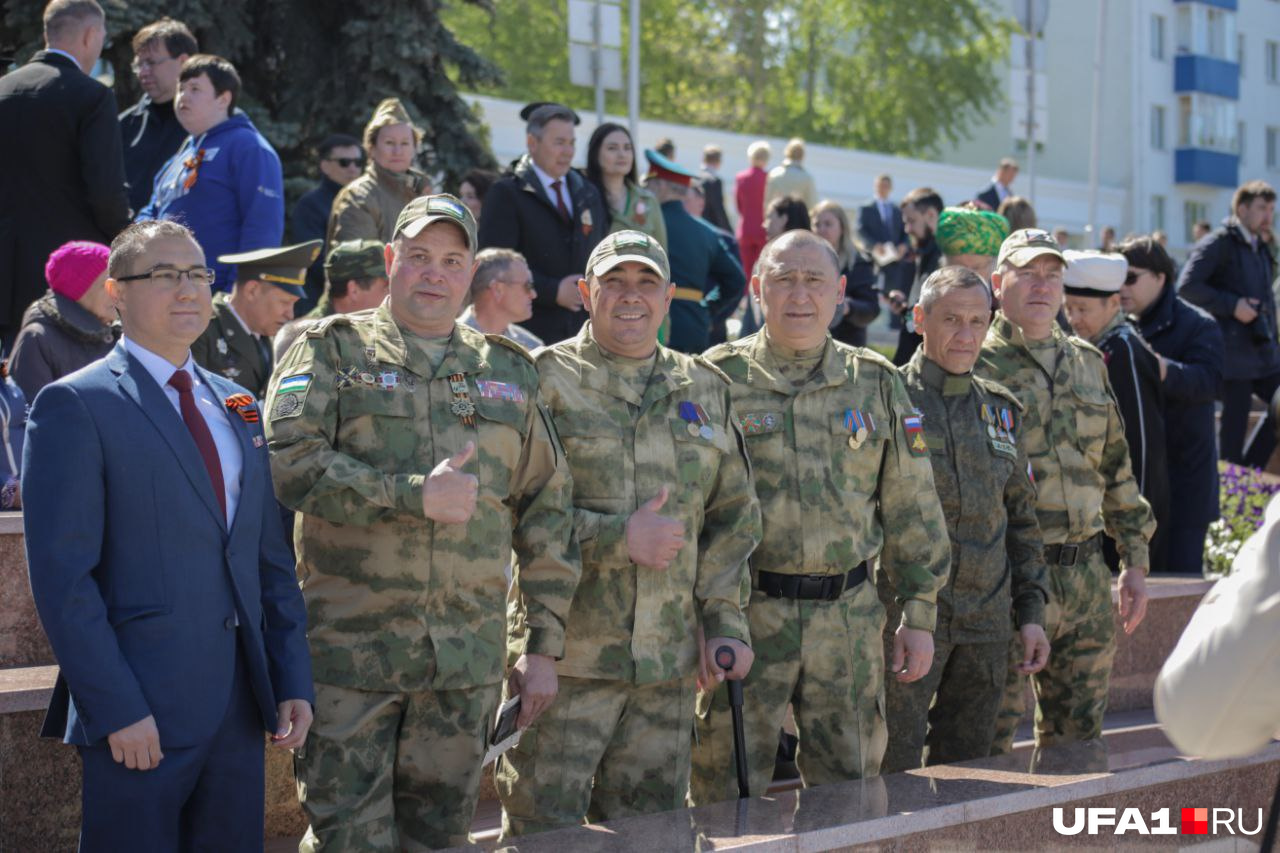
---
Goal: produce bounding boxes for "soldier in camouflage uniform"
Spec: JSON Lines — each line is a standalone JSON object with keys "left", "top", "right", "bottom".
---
{"left": 266, "top": 194, "right": 580, "bottom": 851}
{"left": 303, "top": 239, "right": 389, "bottom": 320}
{"left": 688, "top": 230, "right": 950, "bottom": 805}
{"left": 496, "top": 230, "right": 761, "bottom": 835}
{"left": 878, "top": 265, "right": 1051, "bottom": 774}
{"left": 977, "top": 229, "right": 1155, "bottom": 754}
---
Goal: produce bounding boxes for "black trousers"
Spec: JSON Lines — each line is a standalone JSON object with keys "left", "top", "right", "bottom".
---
{"left": 1219, "top": 372, "right": 1280, "bottom": 468}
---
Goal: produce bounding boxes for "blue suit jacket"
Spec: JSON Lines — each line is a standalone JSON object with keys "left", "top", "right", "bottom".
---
{"left": 856, "top": 198, "right": 905, "bottom": 248}
{"left": 23, "top": 343, "right": 313, "bottom": 747}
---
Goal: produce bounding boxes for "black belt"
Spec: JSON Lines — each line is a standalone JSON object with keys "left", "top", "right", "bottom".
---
{"left": 1044, "top": 534, "right": 1102, "bottom": 567}
{"left": 755, "top": 563, "right": 868, "bottom": 600}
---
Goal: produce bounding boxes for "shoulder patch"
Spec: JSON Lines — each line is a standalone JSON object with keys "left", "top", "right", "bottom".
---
{"left": 484, "top": 332, "right": 535, "bottom": 364}
{"left": 691, "top": 354, "right": 732, "bottom": 385}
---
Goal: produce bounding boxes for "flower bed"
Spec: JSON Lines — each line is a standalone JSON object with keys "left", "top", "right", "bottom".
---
{"left": 1203, "top": 462, "right": 1280, "bottom": 575}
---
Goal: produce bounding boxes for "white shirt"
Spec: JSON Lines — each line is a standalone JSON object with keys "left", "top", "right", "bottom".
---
{"left": 123, "top": 336, "right": 244, "bottom": 526}
{"left": 992, "top": 178, "right": 1010, "bottom": 204}
{"left": 530, "top": 160, "right": 573, "bottom": 218}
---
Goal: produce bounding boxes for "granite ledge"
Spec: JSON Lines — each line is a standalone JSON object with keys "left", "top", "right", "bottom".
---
{"left": 0, "top": 511, "right": 22, "bottom": 535}
{"left": 0, "top": 665, "right": 57, "bottom": 713}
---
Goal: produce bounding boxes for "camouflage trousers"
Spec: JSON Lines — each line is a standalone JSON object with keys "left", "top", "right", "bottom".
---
{"left": 688, "top": 581, "right": 887, "bottom": 805}
{"left": 496, "top": 675, "right": 696, "bottom": 836}
{"left": 879, "top": 636, "right": 1007, "bottom": 773}
{"left": 991, "top": 552, "right": 1117, "bottom": 753}
{"left": 296, "top": 680, "right": 501, "bottom": 852}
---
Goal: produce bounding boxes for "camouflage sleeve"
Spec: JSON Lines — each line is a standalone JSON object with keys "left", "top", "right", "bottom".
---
{"left": 1005, "top": 438, "right": 1049, "bottom": 629}
{"left": 265, "top": 330, "right": 427, "bottom": 525}
{"left": 507, "top": 399, "right": 582, "bottom": 660}
{"left": 876, "top": 367, "right": 950, "bottom": 632}
{"left": 572, "top": 508, "right": 632, "bottom": 568}
{"left": 695, "top": 395, "right": 761, "bottom": 643}
{"left": 1097, "top": 363, "right": 1156, "bottom": 571}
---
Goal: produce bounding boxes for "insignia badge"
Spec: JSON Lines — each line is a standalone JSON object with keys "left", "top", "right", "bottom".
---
{"left": 335, "top": 366, "right": 361, "bottom": 390}
{"left": 678, "top": 401, "right": 714, "bottom": 439}
{"left": 359, "top": 372, "right": 375, "bottom": 386}
{"left": 271, "top": 374, "right": 311, "bottom": 420}
{"left": 252, "top": 434, "right": 265, "bottom": 448}
{"left": 224, "top": 393, "right": 259, "bottom": 424}
{"left": 903, "top": 415, "right": 928, "bottom": 457}
{"left": 377, "top": 371, "right": 399, "bottom": 391}
{"left": 991, "top": 439, "right": 1017, "bottom": 457}
{"left": 762, "top": 413, "right": 778, "bottom": 430}
{"left": 216, "top": 338, "right": 228, "bottom": 356}
{"left": 475, "top": 379, "right": 526, "bottom": 403}
{"left": 448, "top": 373, "right": 476, "bottom": 426}
{"left": 223, "top": 367, "right": 240, "bottom": 379}
{"left": 272, "top": 393, "right": 302, "bottom": 419}
{"left": 843, "top": 409, "right": 874, "bottom": 449}
{"left": 581, "top": 207, "right": 593, "bottom": 236}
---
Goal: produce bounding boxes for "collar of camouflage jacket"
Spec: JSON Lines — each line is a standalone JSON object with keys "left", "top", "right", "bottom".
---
{"left": 570, "top": 321, "right": 692, "bottom": 408}
{"left": 743, "top": 329, "right": 847, "bottom": 394}
{"left": 368, "top": 301, "right": 488, "bottom": 378}
{"left": 987, "top": 311, "right": 1066, "bottom": 353}
{"left": 916, "top": 352, "right": 973, "bottom": 397}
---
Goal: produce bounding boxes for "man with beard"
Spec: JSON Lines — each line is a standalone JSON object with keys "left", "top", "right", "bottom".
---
{"left": 890, "top": 187, "right": 943, "bottom": 366}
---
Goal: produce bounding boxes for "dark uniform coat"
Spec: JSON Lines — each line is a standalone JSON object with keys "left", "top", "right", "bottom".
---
{"left": 476, "top": 156, "right": 607, "bottom": 345}
{"left": 190, "top": 292, "right": 271, "bottom": 398}
{"left": 660, "top": 199, "right": 745, "bottom": 354}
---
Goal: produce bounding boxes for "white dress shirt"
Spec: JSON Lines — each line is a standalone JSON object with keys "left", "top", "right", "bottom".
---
{"left": 529, "top": 160, "right": 573, "bottom": 218}
{"left": 124, "top": 336, "right": 244, "bottom": 525}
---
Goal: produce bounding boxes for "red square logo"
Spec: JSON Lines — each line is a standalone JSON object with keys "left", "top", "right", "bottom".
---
{"left": 1182, "top": 807, "right": 1208, "bottom": 835}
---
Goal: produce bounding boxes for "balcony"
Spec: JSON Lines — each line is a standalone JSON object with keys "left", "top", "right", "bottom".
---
{"left": 1175, "top": 148, "right": 1239, "bottom": 188}
{"left": 1174, "top": 54, "right": 1240, "bottom": 99}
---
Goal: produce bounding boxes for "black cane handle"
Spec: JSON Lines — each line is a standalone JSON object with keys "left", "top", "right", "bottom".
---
{"left": 715, "top": 645, "right": 736, "bottom": 671}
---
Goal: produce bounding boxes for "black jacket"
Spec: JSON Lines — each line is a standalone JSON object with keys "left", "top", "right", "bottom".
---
{"left": 290, "top": 176, "right": 344, "bottom": 310}
{"left": 0, "top": 52, "right": 130, "bottom": 331}
{"left": 1094, "top": 316, "right": 1170, "bottom": 571}
{"left": 975, "top": 183, "right": 1002, "bottom": 211}
{"left": 699, "top": 168, "right": 731, "bottom": 232}
{"left": 1134, "top": 283, "right": 1224, "bottom": 529}
{"left": 830, "top": 250, "right": 881, "bottom": 348}
{"left": 476, "top": 156, "right": 607, "bottom": 345}
{"left": 119, "top": 95, "right": 186, "bottom": 214}
{"left": 1177, "top": 220, "right": 1278, "bottom": 380}
{"left": 8, "top": 290, "right": 118, "bottom": 401}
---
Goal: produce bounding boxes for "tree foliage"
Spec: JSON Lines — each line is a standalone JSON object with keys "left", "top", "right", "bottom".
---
{"left": 445, "top": 0, "right": 1011, "bottom": 158}
{"left": 0, "top": 0, "right": 503, "bottom": 194}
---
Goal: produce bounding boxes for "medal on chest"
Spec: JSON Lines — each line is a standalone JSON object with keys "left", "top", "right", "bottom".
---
{"left": 843, "top": 408, "right": 874, "bottom": 449}
{"left": 448, "top": 373, "right": 476, "bottom": 426}
{"left": 678, "top": 401, "right": 715, "bottom": 440}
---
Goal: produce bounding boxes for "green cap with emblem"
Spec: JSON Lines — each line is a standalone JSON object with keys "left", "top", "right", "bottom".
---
{"left": 585, "top": 229, "right": 671, "bottom": 281}
{"left": 219, "top": 240, "right": 324, "bottom": 297}
{"left": 996, "top": 227, "right": 1068, "bottom": 269}
{"left": 325, "top": 239, "right": 386, "bottom": 283}
{"left": 393, "top": 193, "right": 477, "bottom": 249}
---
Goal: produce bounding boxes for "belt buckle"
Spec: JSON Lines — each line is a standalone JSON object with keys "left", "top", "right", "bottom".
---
{"left": 797, "top": 574, "right": 826, "bottom": 599}
{"left": 1060, "top": 544, "right": 1080, "bottom": 567}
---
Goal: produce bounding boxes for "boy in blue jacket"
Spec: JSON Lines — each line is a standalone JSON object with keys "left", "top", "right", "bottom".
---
{"left": 139, "top": 55, "right": 283, "bottom": 292}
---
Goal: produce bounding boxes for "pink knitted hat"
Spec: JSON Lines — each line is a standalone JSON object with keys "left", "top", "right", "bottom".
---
{"left": 46, "top": 241, "right": 110, "bottom": 301}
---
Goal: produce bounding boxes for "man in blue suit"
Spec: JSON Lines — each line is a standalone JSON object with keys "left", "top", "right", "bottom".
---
{"left": 857, "top": 173, "right": 909, "bottom": 300}
{"left": 23, "top": 219, "right": 314, "bottom": 852}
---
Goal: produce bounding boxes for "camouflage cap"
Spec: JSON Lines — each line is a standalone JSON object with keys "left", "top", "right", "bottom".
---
{"left": 325, "top": 239, "right": 386, "bottom": 283}
{"left": 393, "top": 193, "right": 477, "bottom": 249}
{"left": 585, "top": 229, "right": 670, "bottom": 281}
{"left": 997, "top": 228, "right": 1068, "bottom": 269}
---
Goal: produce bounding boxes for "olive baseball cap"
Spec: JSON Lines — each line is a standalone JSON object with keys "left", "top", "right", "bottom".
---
{"left": 325, "top": 240, "right": 386, "bottom": 282}
{"left": 997, "top": 227, "right": 1068, "bottom": 269}
{"left": 585, "top": 230, "right": 670, "bottom": 281}
{"left": 393, "top": 193, "right": 477, "bottom": 249}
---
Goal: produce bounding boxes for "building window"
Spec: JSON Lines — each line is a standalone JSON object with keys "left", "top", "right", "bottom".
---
{"left": 1268, "top": 127, "right": 1280, "bottom": 170}
{"left": 1151, "top": 195, "right": 1166, "bottom": 232}
{"left": 1267, "top": 41, "right": 1279, "bottom": 83}
{"left": 1151, "top": 105, "right": 1166, "bottom": 150}
{"left": 1152, "top": 15, "right": 1166, "bottom": 61}
{"left": 1178, "top": 93, "right": 1239, "bottom": 152}
{"left": 1239, "top": 121, "right": 1246, "bottom": 161}
{"left": 1238, "top": 35, "right": 1245, "bottom": 76}
{"left": 1177, "top": 4, "right": 1238, "bottom": 61}
{"left": 1184, "top": 200, "right": 1208, "bottom": 244}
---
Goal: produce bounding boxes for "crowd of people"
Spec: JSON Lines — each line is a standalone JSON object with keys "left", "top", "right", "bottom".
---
{"left": 5, "top": 1, "right": 1280, "bottom": 851}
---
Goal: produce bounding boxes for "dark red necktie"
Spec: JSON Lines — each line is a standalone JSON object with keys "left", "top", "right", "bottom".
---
{"left": 551, "top": 179, "right": 571, "bottom": 222}
{"left": 168, "top": 369, "right": 226, "bottom": 519}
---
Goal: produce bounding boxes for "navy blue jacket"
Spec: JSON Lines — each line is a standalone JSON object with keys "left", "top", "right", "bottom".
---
{"left": 23, "top": 344, "right": 313, "bottom": 747}
{"left": 661, "top": 200, "right": 746, "bottom": 354}
{"left": 1177, "top": 221, "right": 1278, "bottom": 381}
{"left": 119, "top": 96, "right": 187, "bottom": 215}
{"left": 290, "top": 176, "right": 344, "bottom": 309}
{"left": 1134, "top": 283, "right": 1224, "bottom": 528}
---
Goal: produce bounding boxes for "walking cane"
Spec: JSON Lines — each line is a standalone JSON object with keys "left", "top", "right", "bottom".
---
{"left": 715, "top": 645, "right": 750, "bottom": 799}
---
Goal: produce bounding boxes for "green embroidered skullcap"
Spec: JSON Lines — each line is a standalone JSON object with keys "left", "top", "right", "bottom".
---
{"left": 936, "top": 207, "right": 1010, "bottom": 258}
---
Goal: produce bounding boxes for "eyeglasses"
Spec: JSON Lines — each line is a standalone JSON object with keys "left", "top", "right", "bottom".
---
{"left": 498, "top": 279, "right": 536, "bottom": 294}
{"left": 326, "top": 157, "right": 365, "bottom": 168}
{"left": 130, "top": 56, "right": 172, "bottom": 73}
{"left": 1123, "top": 270, "right": 1153, "bottom": 286}
{"left": 115, "top": 266, "right": 216, "bottom": 289}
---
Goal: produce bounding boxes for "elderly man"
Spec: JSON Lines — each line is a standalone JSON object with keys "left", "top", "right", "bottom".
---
{"left": 689, "top": 230, "right": 949, "bottom": 804}
{"left": 458, "top": 248, "right": 542, "bottom": 350}
{"left": 1063, "top": 251, "right": 1170, "bottom": 573}
{"left": 497, "top": 230, "right": 759, "bottom": 835}
{"left": 978, "top": 229, "right": 1155, "bottom": 756}
{"left": 191, "top": 241, "right": 322, "bottom": 398}
{"left": 267, "top": 194, "right": 579, "bottom": 850}
{"left": 878, "top": 266, "right": 1050, "bottom": 773}
{"left": 935, "top": 207, "right": 1009, "bottom": 283}
{"left": 477, "top": 102, "right": 607, "bottom": 345}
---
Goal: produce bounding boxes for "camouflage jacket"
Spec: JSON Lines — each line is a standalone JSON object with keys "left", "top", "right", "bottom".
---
{"left": 704, "top": 331, "right": 949, "bottom": 632}
{"left": 977, "top": 313, "right": 1155, "bottom": 568}
{"left": 266, "top": 303, "right": 579, "bottom": 692}
{"left": 894, "top": 351, "right": 1048, "bottom": 643}
{"left": 523, "top": 322, "right": 760, "bottom": 684}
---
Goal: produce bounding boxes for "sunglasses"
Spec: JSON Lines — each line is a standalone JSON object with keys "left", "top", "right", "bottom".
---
{"left": 326, "top": 157, "right": 365, "bottom": 168}
{"left": 1123, "top": 270, "right": 1146, "bottom": 285}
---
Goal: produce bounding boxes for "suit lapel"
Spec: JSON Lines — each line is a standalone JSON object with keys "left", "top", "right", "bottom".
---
{"left": 202, "top": 366, "right": 258, "bottom": 539}
{"left": 108, "top": 346, "right": 226, "bottom": 529}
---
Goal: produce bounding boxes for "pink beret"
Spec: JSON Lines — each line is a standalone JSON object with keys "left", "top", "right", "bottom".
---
{"left": 46, "top": 241, "right": 110, "bottom": 302}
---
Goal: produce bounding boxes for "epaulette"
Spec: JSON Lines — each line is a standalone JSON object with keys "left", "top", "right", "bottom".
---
{"left": 849, "top": 343, "right": 896, "bottom": 370}
{"left": 702, "top": 341, "right": 738, "bottom": 365}
{"left": 691, "top": 354, "right": 732, "bottom": 385}
{"left": 304, "top": 313, "right": 354, "bottom": 338}
{"left": 484, "top": 332, "right": 535, "bottom": 364}
{"left": 1067, "top": 335, "right": 1105, "bottom": 359}
{"left": 975, "top": 375, "right": 1026, "bottom": 412}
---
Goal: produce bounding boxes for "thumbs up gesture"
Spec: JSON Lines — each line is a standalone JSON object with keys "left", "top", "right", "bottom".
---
{"left": 422, "top": 441, "right": 479, "bottom": 524}
{"left": 625, "top": 485, "right": 686, "bottom": 569}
